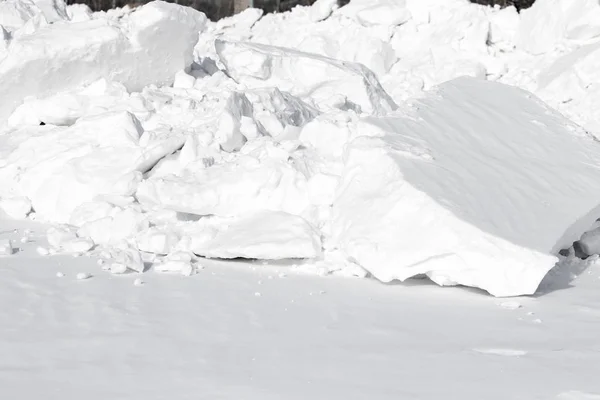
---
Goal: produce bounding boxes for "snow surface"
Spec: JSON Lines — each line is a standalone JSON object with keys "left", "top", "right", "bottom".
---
{"left": 2, "top": 218, "right": 600, "bottom": 399}
{"left": 4, "top": 0, "right": 600, "bottom": 302}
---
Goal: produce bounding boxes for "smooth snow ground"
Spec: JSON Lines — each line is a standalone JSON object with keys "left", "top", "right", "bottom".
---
{"left": 2, "top": 217, "right": 600, "bottom": 399}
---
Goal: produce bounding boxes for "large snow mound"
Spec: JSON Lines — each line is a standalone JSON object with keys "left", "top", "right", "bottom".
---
{"left": 0, "top": 1, "right": 206, "bottom": 123}
{"left": 331, "top": 77, "right": 600, "bottom": 297}
{"left": 4, "top": 0, "right": 600, "bottom": 296}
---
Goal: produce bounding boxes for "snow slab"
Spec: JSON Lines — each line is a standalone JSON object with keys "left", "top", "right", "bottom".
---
{"left": 0, "top": 1, "right": 206, "bottom": 123}
{"left": 215, "top": 39, "right": 398, "bottom": 115}
{"left": 331, "top": 77, "right": 600, "bottom": 297}
{"left": 191, "top": 211, "right": 321, "bottom": 259}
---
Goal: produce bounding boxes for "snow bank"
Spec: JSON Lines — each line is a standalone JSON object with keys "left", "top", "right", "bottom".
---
{"left": 0, "top": 1, "right": 206, "bottom": 123}
{"left": 215, "top": 39, "right": 397, "bottom": 115}
{"left": 331, "top": 77, "right": 600, "bottom": 297}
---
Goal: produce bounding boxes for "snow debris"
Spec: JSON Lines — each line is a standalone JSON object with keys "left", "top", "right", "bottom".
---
{"left": 109, "top": 247, "right": 144, "bottom": 274}
{"left": 215, "top": 39, "right": 397, "bottom": 115}
{"left": 0, "top": 196, "right": 32, "bottom": 219}
{"left": 56, "top": 271, "right": 65, "bottom": 278}
{"left": 331, "top": 77, "right": 600, "bottom": 297}
{"left": 46, "top": 226, "right": 77, "bottom": 250}
{"left": 0, "top": 1, "right": 207, "bottom": 122}
{"left": 133, "top": 278, "right": 144, "bottom": 286}
{"left": 0, "top": 239, "right": 13, "bottom": 256}
{"left": 499, "top": 301, "right": 522, "bottom": 310}
{"left": 3, "top": 0, "right": 600, "bottom": 297}
{"left": 62, "top": 238, "right": 94, "bottom": 254}
{"left": 154, "top": 251, "right": 195, "bottom": 275}
{"left": 191, "top": 211, "right": 322, "bottom": 260}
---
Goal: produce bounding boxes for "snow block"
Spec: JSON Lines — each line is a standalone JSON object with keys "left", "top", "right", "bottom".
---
{"left": 137, "top": 156, "right": 310, "bottom": 218}
{"left": 516, "top": 0, "right": 600, "bottom": 55}
{"left": 215, "top": 39, "right": 397, "bottom": 115}
{"left": 191, "top": 211, "right": 321, "bottom": 260}
{"left": 331, "top": 77, "right": 600, "bottom": 297}
{"left": 0, "top": 1, "right": 206, "bottom": 123}
{"left": 337, "top": 0, "right": 411, "bottom": 28}
{"left": 0, "top": 111, "right": 184, "bottom": 223}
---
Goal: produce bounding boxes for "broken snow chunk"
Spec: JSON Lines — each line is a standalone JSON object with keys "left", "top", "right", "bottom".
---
{"left": 136, "top": 227, "right": 180, "bottom": 255}
{"left": 110, "top": 247, "right": 144, "bottom": 274}
{"left": 62, "top": 238, "right": 95, "bottom": 254}
{"left": 331, "top": 77, "right": 600, "bottom": 297}
{"left": 137, "top": 156, "right": 310, "bottom": 218}
{"left": 0, "top": 1, "right": 207, "bottom": 122}
{"left": 173, "top": 69, "right": 195, "bottom": 89}
{"left": 215, "top": 40, "right": 397, "bottom": 115}
{"left": 36, "top": 246, "right": 49, "bottom": 256}
{"left": 46, "top": 226, "right": 77, "bottom": 250}
{"left": 0, "top": 239, "right": 13, "bottom": 256}
{"left": 338, "top": 0, "right": 411, "bottom": 28}
{"left": 309, "top": 0, "right": 338, "bottom": 22}
{"left": 192, "top": 211, "right": 322, "bottom": 260}
{"left": 575, "top": 227, "right": 600, "bottom": 257}
{"left": 78, "top": 208, "right": 149, "bottom": 246}
{"left": 154, "top": 251, "right": 195, "bottom": 274}
{"left": 0, "top": 197, "right": 32, "bottom": 219}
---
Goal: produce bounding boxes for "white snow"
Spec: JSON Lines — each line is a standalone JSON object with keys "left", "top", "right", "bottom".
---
{"left": 191, "top": 211, "right": 322, "bottom": 260}
{"left": 0, "top": 1, "right": 206, "bottom": 122}
{"left": 0, "top": 238, "right": 13, "bottom": 255}
{"left": 331, "top": 77, "right": 600, "bottom": 297}
{"left": 0, "top": 196, "right": 31, "bottom": 219}
{"left": 3, "top": 217, "right": 600, "bottom": 400}
{"left": 2, "top": 0, "right": 600, "bottom": 306}
{"left": 215, "top": 39, "right": 398, "bottom": 115}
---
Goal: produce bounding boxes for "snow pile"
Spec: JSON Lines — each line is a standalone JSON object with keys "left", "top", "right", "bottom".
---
{"left": 3, "top": 0, "right": 600, "bottom": 296}
{"left": 332, "top": 77, "right": 600, "bottom": 297}
{"left": 0, "top": 1, "right": 206, "bottom": 122}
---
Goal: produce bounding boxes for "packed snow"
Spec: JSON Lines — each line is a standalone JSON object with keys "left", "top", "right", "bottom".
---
{"left": 4, "top": 0, "right": 600, "bottom": 303}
